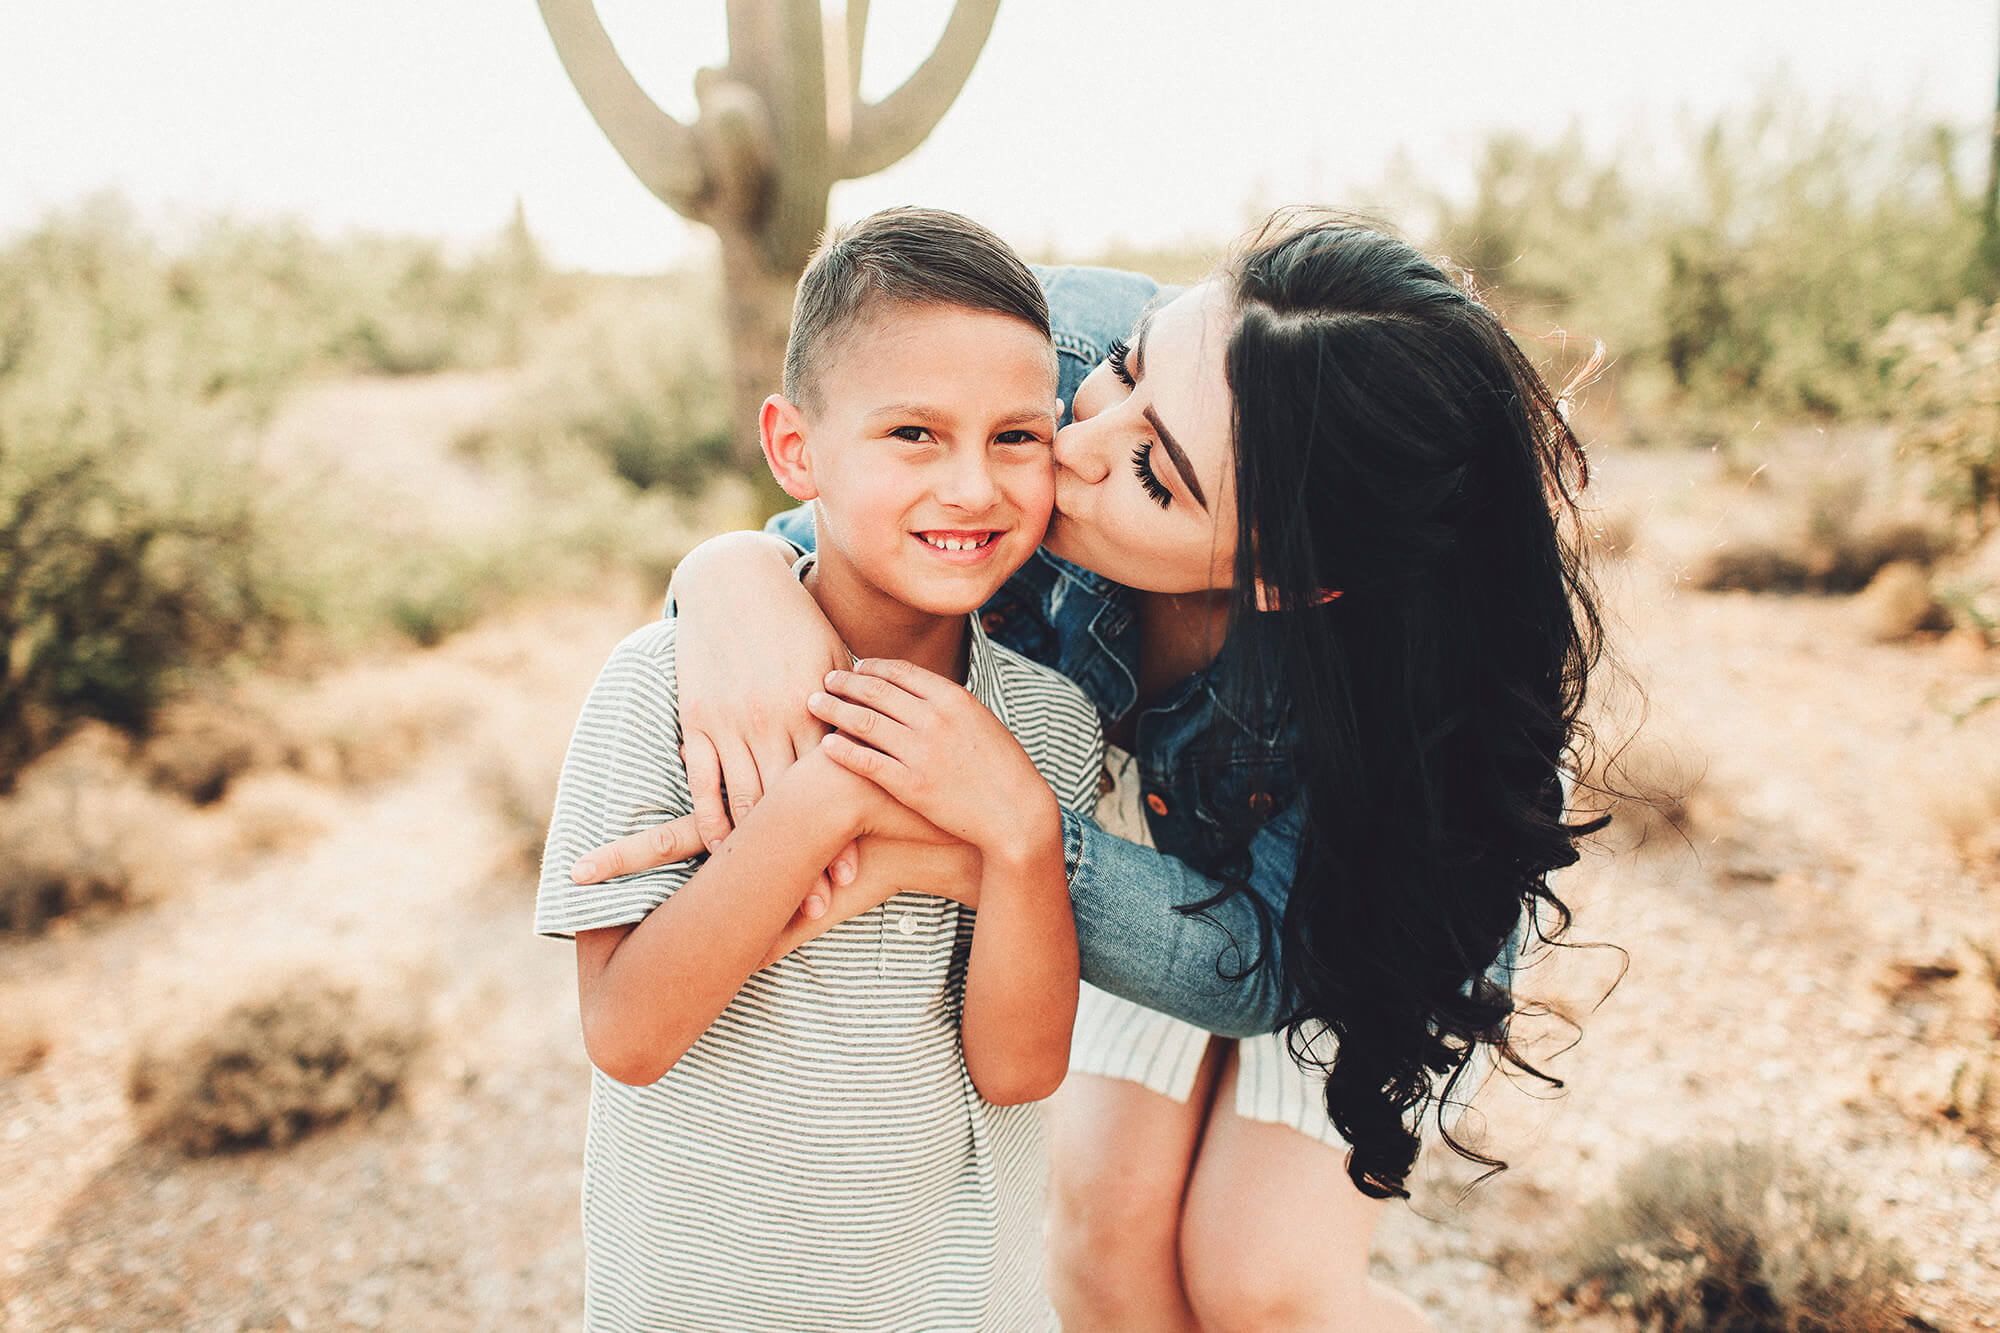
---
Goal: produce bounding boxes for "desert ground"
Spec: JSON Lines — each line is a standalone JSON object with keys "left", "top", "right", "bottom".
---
{"left": 2, "top": 375, "right": 1997, "bottom": 1330}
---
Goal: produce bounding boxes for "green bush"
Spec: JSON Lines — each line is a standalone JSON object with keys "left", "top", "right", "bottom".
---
{"left": 1881, "top": 301, "right": 2000, "bottom": 533}
{"left": 0, "top": 199, "right": 559, "bottom": 782}
{"left": 465, "top": 272, "right": 735, "bottom": 495}
{"left": 1426, "top": 90, "right": 1982, "bottom": 424}
{"left": 1558, "top": 1139, "right": 1911, "bottom": 1332}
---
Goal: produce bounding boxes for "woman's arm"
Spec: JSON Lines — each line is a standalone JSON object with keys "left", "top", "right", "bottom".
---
{"left": 664, "top": 527, "right": 844, "bottom": 851}
{"left": 1061, "top": 802, "right": 1299, "bottom": 1039}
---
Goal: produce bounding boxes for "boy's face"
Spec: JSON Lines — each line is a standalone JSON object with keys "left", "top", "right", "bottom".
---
{"left": 790, "top": 302, "right": 1058, "bottom": 619}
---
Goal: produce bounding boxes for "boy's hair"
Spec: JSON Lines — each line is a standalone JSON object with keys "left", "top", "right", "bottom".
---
{"left": 783, "top": 207, "right": 1051, "bottom": 415}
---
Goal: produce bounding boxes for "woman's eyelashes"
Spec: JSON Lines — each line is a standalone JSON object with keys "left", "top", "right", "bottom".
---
{"left": 1106, "top": 337, "right": 1134, "bottom": 388}
{"left": 1130, "top": 441, "right": 1173, "bottom": 508}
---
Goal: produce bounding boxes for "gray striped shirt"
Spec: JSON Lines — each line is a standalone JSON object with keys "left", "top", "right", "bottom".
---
{"left": 538, "top": 613, "right": 1103, "bottom": 1331}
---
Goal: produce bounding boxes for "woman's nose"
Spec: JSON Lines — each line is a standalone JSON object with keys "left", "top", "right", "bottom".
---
{"left": 1052, "top": 418, "right": 1109, "bottom": 484}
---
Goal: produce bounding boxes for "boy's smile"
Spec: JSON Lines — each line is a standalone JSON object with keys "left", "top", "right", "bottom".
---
{"left": 764, "top": 301, "right": 1058, "bottom": 670}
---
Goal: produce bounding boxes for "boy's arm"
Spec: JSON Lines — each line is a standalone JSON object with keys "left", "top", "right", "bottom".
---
{"left": 812, "top": 659, "right": 1082, "bottom": 1106}
{"left": 575, "top": 747, "right": 870, "bottom": 1086}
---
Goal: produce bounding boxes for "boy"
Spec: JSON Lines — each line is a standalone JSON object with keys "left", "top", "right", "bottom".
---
{"left": 535, "top": 208, "right": 1103, "bottom": 1330}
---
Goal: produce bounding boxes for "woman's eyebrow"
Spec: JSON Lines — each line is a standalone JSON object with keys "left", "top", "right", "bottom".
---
{"left": 1143, "top": 406, "right": 1207, "bottom": 509}
{"left": 1129, "top": 311, "right": 1208, "bottom": 508}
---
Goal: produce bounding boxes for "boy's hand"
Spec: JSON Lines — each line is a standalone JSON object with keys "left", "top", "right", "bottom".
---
{"left": 810, "top": 659, "right": 1060, "bottom": 861}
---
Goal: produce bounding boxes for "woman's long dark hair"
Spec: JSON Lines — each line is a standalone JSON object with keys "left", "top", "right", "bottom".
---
{"left": 1213, "top": 212, "right": 1605, "bottom": 1198}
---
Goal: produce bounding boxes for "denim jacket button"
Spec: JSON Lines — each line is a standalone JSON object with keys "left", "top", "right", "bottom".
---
{"left": 981, "top": 610, "right": 1008, "bottom": 634}
{"left": 1145, "top": 793, "right": 1169, "bottom": 816}
{"left": 1248, "top": 790, "right": 1274, "bottom": 815}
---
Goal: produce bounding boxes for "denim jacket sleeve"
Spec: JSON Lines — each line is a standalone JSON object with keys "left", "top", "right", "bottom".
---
{"left": 1061, "top": 798, "right": 1298, "bottom": 1039}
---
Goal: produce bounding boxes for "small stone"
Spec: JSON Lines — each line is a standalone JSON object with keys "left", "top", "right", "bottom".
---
{"left": 1947, "top": 1145, "right": 1988, "bottom": 1177}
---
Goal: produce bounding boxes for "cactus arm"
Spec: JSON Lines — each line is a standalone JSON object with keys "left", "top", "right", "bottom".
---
{"left": 836, "top": 0, "right": 1001, "bottom": 181}
{"left": 537, "top": 0, "right": 708, "bottom": 214}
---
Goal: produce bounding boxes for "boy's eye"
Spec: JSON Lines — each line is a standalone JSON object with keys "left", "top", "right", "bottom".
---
{"left": 888, "top": 426, "right": 934, "bottom": 443}
{"left": 995, "top": 430, "right": 1047, "bottom": 447}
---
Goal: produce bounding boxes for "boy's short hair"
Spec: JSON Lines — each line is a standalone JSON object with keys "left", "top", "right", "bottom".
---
{"left": 783, "top": 207, "right": 1051, "bottom": 414}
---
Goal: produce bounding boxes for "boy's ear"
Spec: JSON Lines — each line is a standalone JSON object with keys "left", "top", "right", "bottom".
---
{"left": 760, "top": 394, "right": 818, "bottom": 501}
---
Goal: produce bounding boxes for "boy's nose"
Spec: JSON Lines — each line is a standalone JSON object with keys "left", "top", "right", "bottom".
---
{"left": 936, "top": 451, "right": 1000, "bottom": 511}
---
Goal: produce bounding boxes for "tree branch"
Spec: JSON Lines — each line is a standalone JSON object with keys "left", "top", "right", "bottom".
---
{"left": 538, "top": 0, "right": 707, "bottom": 214}
{"left": 837, "top": 0, "right": 1000, "bottom": 181}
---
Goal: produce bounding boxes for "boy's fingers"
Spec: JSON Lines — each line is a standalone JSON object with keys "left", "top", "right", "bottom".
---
{"left": 819, "top": 731, "right": 908, "bottom": 795}
{"left": 821, "top": 669, "right": 926, "bottom": 725}
{"left": 570, "top": 814, "right": 704, "bottom": 883}
{"left": 802, "top": 873, "right": 830, "bottom": 920}
{"left": 806, "top": 692, "right": 913, "bottom": 748}
{"left": 851, "top": 657, "right": 945, "bottom": 697}
{"left": 683, "top": 735, "right": 731, "bottom": 851}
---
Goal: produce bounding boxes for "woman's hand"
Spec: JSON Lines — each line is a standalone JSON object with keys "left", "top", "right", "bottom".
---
{"left": 810, "top": 659, "right": 1062, "bottom": 862}
{"left": 670, "top": 531, "right": 850, "bottom": 851}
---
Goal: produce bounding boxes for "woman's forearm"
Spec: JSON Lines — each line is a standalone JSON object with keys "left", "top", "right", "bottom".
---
{"left": 1063, "top": 807, "right": 1297, "bottom": 1039}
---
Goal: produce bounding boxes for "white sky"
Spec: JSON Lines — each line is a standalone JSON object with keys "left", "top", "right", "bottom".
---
{"left": 2, "top": 2, "right": 1994, "bottom": 272}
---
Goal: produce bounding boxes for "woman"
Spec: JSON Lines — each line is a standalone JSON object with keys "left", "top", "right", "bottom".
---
{"left": 574, "top": 212, "right": 1603, "bottom": 1329}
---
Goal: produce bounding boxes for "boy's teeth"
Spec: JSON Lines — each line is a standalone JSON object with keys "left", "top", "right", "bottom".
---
{"left": 923, "top": 533, "right": 990, "bottom": 551}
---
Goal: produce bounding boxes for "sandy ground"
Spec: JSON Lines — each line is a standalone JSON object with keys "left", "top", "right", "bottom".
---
{"left": 3, "top": 384, "right": 1999, "bottom": 1330}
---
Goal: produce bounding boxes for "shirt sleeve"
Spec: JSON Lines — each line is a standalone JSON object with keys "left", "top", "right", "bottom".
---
{"left": 535, "top": 626, "right": 700, "bottom": 939}
{"left": 1060, "top": 798, "right": 1301, "bottom": 1039}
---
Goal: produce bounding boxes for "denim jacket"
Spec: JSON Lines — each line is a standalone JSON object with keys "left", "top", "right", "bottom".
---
{"left": 768, "top": 264, "right": 1298, "bottom": 1038}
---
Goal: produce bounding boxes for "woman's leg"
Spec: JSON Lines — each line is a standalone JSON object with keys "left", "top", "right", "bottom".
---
{"left": 1044, "top": 1042, "right": 1227, "bottom": 1331}
{"left": 1178, "top": 1045, "right": 1436, "bottom": 1333}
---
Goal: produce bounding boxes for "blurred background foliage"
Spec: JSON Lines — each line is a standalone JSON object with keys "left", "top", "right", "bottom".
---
{"left": 5, "top": 87, "right": 2000, "bottom": 788}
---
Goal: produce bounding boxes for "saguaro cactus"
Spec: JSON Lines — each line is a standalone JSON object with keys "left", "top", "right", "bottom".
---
{"left": 539, "top": 0, "right": 1004, "bottom": 470}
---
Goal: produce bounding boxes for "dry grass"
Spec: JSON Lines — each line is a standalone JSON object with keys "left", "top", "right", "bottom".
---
{"left": 127, "top": 974, "right": 425, "bottom": 1155}
{"left": 0, "top": 725, "right": 194, "bottom": 934}
{"left": 1691, "top": 521, "right": 1941, "bottom": 596}
{"left": 1926, "top": 760, "right": 2000, "bottom": 870}
{"left": 1590, "top": 731, "right": 1711, "bottom": 853}
{"left": 139, "top": 695, "right": 282, "bottom": 805}
{"left": 1552, "top": 1139, "right": 1913, "bottom": 1332}
{"left": 0, "top": 989, "right": 53, "bottom": 1075}
{"left": 1851, "top": 561, "right": 1949, "bottom": 642}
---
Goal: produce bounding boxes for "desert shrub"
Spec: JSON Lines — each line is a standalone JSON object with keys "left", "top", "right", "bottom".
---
{"left": 1558, "top": 1139, "right": 1911, "bottom": 1332}
{"left": 128, "top": 975, "right": 424, "bottom": 1154}
{"left": 0, "top": 724, "right": 192, "bottom": 933}
{"left": 1852, "top": 562, "right": 1948, "bottom": 641}
{"left": 1423, "top": 90, "right": 1980, "bottom": 425}
{"left": 0, "top": 199, "right": 562, "bottom": 782}
{"left": 0, "top": 1004, "right": 51, "bottom": 1076}
{"left": 1929, "top": 758, "right": 2000, "bottom": 868}
{"left": 1591, "top": 731, "right": 1708, "bottom": 851}
{"left": 466, "top": 274, "right": 734, "bottom": 495}
{"left": 1881, "top": 301, "right": 2000, "bottom": 534}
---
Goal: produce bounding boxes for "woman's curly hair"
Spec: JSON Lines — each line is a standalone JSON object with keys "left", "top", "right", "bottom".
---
{"left": 1202, "top": 210, "right": 1605, "bottom": 1198}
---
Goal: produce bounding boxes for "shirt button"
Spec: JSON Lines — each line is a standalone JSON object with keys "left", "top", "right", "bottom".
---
{"left": 897, "top": 914, "right": 918, "bottom": 936}
{"left": 1145, "top": 793, "right": 1169, "bottom": 816}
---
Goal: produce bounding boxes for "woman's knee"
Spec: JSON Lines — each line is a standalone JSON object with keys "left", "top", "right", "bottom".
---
{"left": 1044, "top": 1070, "right": 1216, "bottom": 1327}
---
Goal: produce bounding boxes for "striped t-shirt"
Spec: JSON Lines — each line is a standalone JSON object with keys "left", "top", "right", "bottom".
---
{"left": 537, "top": 612, "right": 1103, "bottom": 1332}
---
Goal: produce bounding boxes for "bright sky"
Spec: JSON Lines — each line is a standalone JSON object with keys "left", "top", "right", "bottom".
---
{"left": 2, "top": 2, "right": 1993, "bottom": 272}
